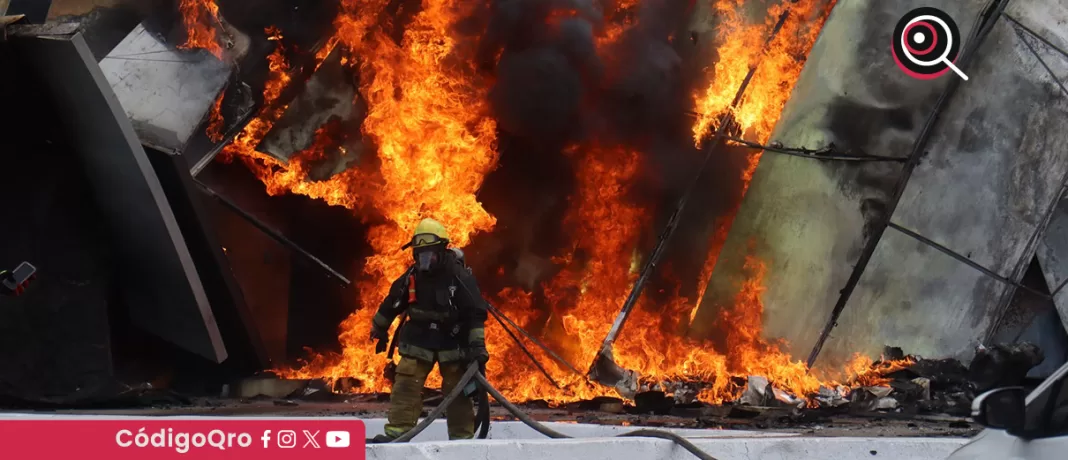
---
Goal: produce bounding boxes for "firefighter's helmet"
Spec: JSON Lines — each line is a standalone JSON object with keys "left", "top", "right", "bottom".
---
{"left": 411, "top": 218, "right": 449, "bottom": 248}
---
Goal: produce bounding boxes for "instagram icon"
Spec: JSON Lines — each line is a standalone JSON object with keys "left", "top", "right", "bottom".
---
{"left": 277, "top": 430, "right": 297, "bottom": 449}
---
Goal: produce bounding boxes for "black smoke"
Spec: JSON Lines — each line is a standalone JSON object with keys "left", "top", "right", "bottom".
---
{"left": 470, "top": 0, "right": 750, "bottom": 322}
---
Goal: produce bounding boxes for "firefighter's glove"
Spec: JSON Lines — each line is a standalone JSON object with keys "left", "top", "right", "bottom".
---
{"left": 467, "top": 327, "right": 489, "bottom": 363}
{"left": 370, "top": 326, "right": 389, "bottom": 353}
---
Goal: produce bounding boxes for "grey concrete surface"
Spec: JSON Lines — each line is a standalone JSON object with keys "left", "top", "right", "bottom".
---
{"left": 12, "top": 32, "right": 226, "bottom": 362}
{"left": 688, "top": 0, "right": 989, "bottom": 363}
{"left": 1021, "top": 0, "right": 1068, "bottom": 344}
{"left": 823, "top": 6, "right": 1068, "bottom": 363}
{"left": 690, "top": 0, "right": 1068, "bottom": 368}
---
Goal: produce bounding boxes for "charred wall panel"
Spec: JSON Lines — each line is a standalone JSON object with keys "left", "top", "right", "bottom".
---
{"left": 0, "top": 40, "right": 115, "bottom": 398}
{"left": 818, "top": 9, "right": 1068, "bottom": 364}
{"left": 257, "top": 47, "right": 366, "bottom": 177}
{"left": 207, "top": 201, "right": 291, "bottom": 366}
{"left": 830, "top": 227, "right": 1005, "bottom": 360}
{"left": 143, "top": 146, "right": 268, "bottom": 372}
{"left": 198, "top": 162, "right": 292, "bottom": 366}
{"left": 11, "top": 32, "right": 227, "bottom": 362}
{"left": 688, "top": 0, "right": 989, "bottom": 360}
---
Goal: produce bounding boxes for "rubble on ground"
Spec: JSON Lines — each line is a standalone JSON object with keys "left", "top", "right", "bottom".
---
{"left": 709, "top": 344, "right": 1043, "bottom": 418}
{"left": 198, "top": 344, "right": 1043, "bottom": 424}
{"left": 968, "top": 343, "right": 1044, "bottom": 392}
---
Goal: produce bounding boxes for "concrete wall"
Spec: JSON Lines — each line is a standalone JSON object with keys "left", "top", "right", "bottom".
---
{"left": 0, "top": 413, "right": 971, "bottom": 460}
{"left": 691, "top": 0, "right": 1068, "bottom": 367}
{"left": 822, "top": 6, "right": 1068, "bottom": 364}
{"left": 688, "top": 0, "right": 989, "bottom": 362}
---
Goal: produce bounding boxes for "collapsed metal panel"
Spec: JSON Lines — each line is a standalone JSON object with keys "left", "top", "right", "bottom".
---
{"left": 256, "top": 47, "right": 365, "bottom": 181}
{"left": 197, "top": 163, "right": 294, "bottom": 365}
{"left": 12, "top": 32, "right": 227, "bottom": 363}
{"left": 819, "top": 11, "right": 1068, "bottom": 364}
{"left": 143, "top": 146, "right": 269, "bottom": 371}
{"left": 687, "top": 0, "right": 989, "bottom": 359}
{"left": 98, "top": 22, "right": 231, "bottom": 152}
{"left": 207, "top": 200, "right": 292, "bottom": 365}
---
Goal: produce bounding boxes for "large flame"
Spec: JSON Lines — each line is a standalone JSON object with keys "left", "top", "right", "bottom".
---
{"left": 692, "top": 0, "right": 833, "bottom": 146}
{"left": 215, "top": 0, "right": 905, "bottom": 404}
{"left": 229, "top": 0, "right": 501, "bottom": 393}
{"left": 177, "top": 0, "right": 224, "bottom": 59}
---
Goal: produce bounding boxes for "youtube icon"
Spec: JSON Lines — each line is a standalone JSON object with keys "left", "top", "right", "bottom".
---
{"left": 326, "top": 431, "right": 350, "bottom": 448}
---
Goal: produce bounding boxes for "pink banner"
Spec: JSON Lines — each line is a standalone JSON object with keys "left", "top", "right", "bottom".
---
{"left": 0, "top": 418, "right": 366, "bottom": 459}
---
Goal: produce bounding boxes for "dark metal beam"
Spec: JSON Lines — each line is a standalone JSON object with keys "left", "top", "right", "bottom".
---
{"left": 192, "top": 179, "right": 352, "bottom": 286}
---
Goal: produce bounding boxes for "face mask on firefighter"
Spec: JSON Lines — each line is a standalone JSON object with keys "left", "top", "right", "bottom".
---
{"left": 413, "top": 246, "right": 445, "bottom": 273}
{"left": 410, "top": 229, "right": 447, "bottom": 272}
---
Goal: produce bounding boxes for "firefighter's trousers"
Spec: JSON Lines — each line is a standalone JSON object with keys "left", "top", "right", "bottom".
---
{"left": 383, "top": 356, "right": 474, "bottom": 440}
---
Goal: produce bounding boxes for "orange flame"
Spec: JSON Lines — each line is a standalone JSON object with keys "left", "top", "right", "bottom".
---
{"left": 217, "top": 0, "right": 910, "bottom": 405}
{"left": 205, "top": 91, "right": 225, "bottom": 142}
{"left": 692, "top": 0, "right": 834, "bottom": 146}
{"left": 259, "top": 0, "right": 499, "bottom": 393}
{"left": 177, "top": 0, "right": 224, "bottom": 59}
{"left": 219, "top": 27, "right": 291, "bottom": 168}
{"left": 598, "top": 0, "right": 640, "bottom": 48}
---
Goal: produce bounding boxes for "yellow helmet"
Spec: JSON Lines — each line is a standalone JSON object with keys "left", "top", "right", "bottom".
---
{"left": 411, "top": 218, "right": 449, "bottom": 248}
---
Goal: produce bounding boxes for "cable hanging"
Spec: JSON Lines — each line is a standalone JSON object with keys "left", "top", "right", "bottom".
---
{"left": 722, "top": 135, "right": 906, "bottom": 163}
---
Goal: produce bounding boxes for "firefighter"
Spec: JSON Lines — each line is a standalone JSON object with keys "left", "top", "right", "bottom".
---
{"left": 370, "top": 218, "right": 489, "bottom": 442}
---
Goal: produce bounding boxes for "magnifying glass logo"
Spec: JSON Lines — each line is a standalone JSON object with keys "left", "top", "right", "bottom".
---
{"left": 892, "top": 7, "right": 969, "bottom": 81}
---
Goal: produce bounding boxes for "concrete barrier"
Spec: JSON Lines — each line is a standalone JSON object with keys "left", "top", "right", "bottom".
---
{"left": 368, "top": 436, "right": 968, "bottom": 460}
{"left": 359, "top": 419, "right": 791, "bottom": 442}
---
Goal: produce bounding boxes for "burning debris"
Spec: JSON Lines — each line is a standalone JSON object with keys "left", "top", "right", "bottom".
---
{"left": 229, "top": 344, "right": 1040, "bottom": 429}
{"left": 710, "top": 344, "right": 1044, "bottom": 417}
{"left": 256, "top": 47, "right": 365, "bottom": 178}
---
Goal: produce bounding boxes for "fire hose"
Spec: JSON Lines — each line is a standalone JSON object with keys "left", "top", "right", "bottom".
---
{"left": 380, "top": 275, "right": 718, "bottom": 459}
{"left": 387, "top": 361, "right": 718, "bottom": 460}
